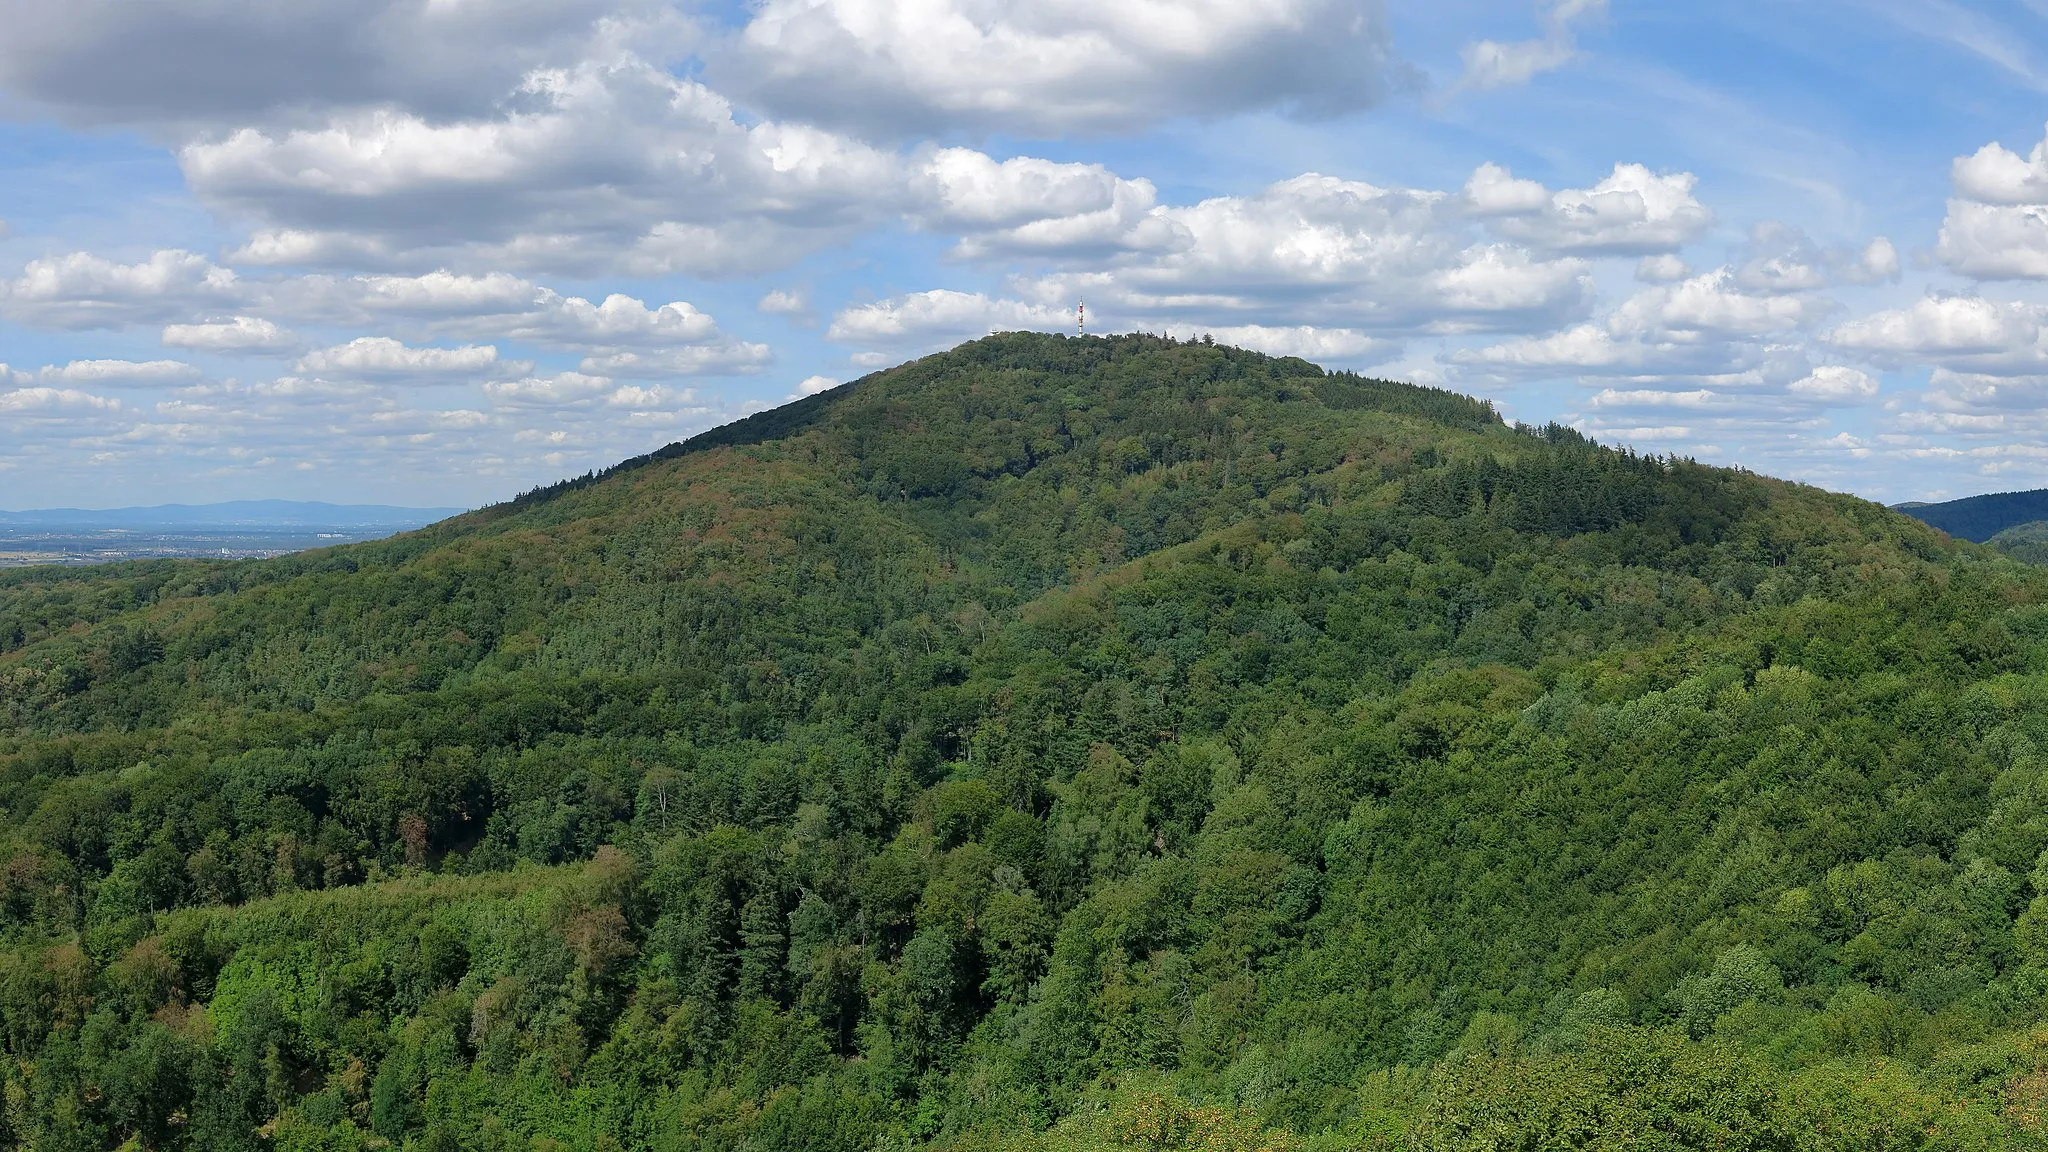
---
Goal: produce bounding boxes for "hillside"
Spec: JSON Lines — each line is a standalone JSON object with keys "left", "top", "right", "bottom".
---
{"left": 1896, "top": 487, "right": 2048, "bottom": 542}
{"left": 5, "top": 332, "right": 2048, "bottom": 1150}
{"left": 1991, "top": 521, "right": 2048, "bottom": 566}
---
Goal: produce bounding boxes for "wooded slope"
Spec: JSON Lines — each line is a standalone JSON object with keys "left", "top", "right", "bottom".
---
{"left": 3, "top": 332, "right": 2047, "bottom": 1150}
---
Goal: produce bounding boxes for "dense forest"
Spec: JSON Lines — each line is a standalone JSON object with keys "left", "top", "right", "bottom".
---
{"left": 6, "top": 332, "right": 2048, "bottom": 1149}
{"left": 1897, "top": 487, "right": 2048, "bottom": 543}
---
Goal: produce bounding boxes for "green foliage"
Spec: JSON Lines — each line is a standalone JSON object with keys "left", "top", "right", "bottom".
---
{"left": 1991, "top": 520, "right": 2048, "bottom": 565}
{"left": 0, "top": 332, "right": 2045, "bottom": 1149}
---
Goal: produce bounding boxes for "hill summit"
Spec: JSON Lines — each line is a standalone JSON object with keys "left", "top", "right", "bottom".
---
{"left": 4, "top": 332, "right": 2048, "bottom": 1150}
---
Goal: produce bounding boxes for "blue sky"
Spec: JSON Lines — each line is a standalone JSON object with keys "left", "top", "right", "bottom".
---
{"left": 5, "top": 1, "right": 2048, "bottom": 509}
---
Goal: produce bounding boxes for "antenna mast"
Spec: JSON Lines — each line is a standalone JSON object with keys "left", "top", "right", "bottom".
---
{"left": 1077, "top": 298, "right": 1085, "bottom": 336}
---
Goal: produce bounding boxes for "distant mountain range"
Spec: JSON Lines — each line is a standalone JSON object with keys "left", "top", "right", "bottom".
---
{"left": 1892, "top": 488, "right": 2048, "bottom": 542}
{"left": 0, "top": 499, "right": 464, "bottom": 530}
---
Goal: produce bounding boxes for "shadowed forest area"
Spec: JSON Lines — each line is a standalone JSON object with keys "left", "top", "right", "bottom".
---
{"left": 6, "top": 333, "right": 2048, "bottom": 1149}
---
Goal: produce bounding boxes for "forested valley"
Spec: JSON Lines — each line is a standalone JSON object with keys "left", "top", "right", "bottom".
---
{"left": 6, "top": 332, "right": 2048, "bottom": 1149}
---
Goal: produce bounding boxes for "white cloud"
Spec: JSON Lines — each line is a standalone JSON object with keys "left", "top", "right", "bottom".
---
{"left": 1938, "top": 200, "right": 2048, "bottom": 279}
{"left": 1732, "top": 222, "right": 1902, "bottom": 292}
{"left": 1450, "top": 270, "right": 1832, "bottom": 393}
{"left": 918, "top": 148, "right": 1169, "bottom": 258}
{"left": 1787, "top": 364, "right": 1879, "bottom": 403}
{"left": 1464, "top": 163, "right": 1551, "bottom": 215}
{"left": 1822, "top": 298, "right": 2048, "bottom": 452}
{"left": 296, "top": 337, "right": 514, "bottom": 378}
{"left": 577, "top": 343, "right": 774, "bottom": 378}
{"left": 1452, "top": 323, "right": 1766, "bottom": 380}
{"left": 1636, "top": 254, "right": 1691, "bottom": 282}
{"left": 0, "top": 386, "right": 123, "bottom": 414}
{"left": 1952, "top": 128, "right": 2048, "bottom": 204}
{"left": 40, "top": 359, "right": 201, "bottom": 386}
{"left": 0, "top": 0, "right": 680, "bottom": 127}
{"left": 1939, "top": 126, "right": 2048, "bottom": 279}
{"left": 1860, "top": 237, "right": 1902, "bottom": 281}
{"left": 183, "top": 59, "right": 904, "bottom": 277}
{"left": 268, "top": 272, "right": 756, "bottom": 373}
{"left": 758, "top": 289, "right": 810, "bottom": 317}
{"left": 714, "top": 0, "right": 1407, "bottom": 138}
{"left": 512, "top": 293, "right": 722, "bottom": 348}
{"left": 481, "top": 371, "right": 617, "bottom": 408}
{"left": 162, "top": 315, "right": 300, "bottom": 352}
{"left": 1590, "top": 387, "right": 1719, "bottom": 409}
{"left": 1459, "top": 0, "right": 1606, "bottom": 91}
{"left": 1824, "top": 296, "right": 2048, "bottom": 373}
{"left": 1474, "top": 163, "right": 1712, "bottom": 255}
{"left": 1610, "top": 271, "right": 1830, "bottom": 338}
{"left": 0, "top": 249, "right": 242, "bottom": 329}
{"left": 1020, "top": 173, "right": 1593, "bottom": 333}
{"left": 1202, "top": 325, "right": 1396, "bottom": 363}
{"left": 795, "top": 374, "right": 841, "bottom": 396}
{"left": 828, "top": 290, "right": 1070, "bottom": 346}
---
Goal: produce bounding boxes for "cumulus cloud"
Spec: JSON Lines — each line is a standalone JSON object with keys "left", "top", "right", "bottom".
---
{"left": 260, "top": 271, "right": 766, "bottom": 376}
{"left": 1636, "top": 254, "right": 1691, "bottom": 282}
{"left": 1589, "top": 387, "right": 1719, "bottom": 410}
{"left": 39, "top": 359, "right": 201, "bottom": 386}
{"left": 758, "top": 289, "right": 811, "bottom": 319}
{"left": 1953, "top": 128, "right": 2048, "bottom": 204}
{"left": 1202, "top": 325, "right": 1396, "bottom": 363}
{"left": 1860, "top": 238, "right": 1902, "bottom": 281}
{"left": 1609, "top": 271, "right": 1832, "bottom": 338}
{"left": 1451, "top": 323, "right": 1775, "bottom": 381}
{"left": 1459, "top": 0, "right": 1606, "bottom": 91}
{"left": 828, "top": 290, "right": 1071, "bottom": 346}
{"left": 1013, "top": 174, "right": 1593, "bottom": 334}
{"left": 1733, "top": 222, "right": 1900, "bottom": 292}
{"left": 577, "top": 343, "right": 774, "bottom": 378}
{"left": 182, "top": 59, "right": 904, "bottom": 277}
{"left": 917, "top": 148, "right": 1170, "bottom": 258}
{"left": 1468, "top": 162, "right": 1711, "bottom": 255}
{"left": 0, "top": 0, "right": 680, "bottom": 127}
{"left": 0, "top": 386, "right": 123, "bottom": 414}
{"left": 481, "top": 371, "right": 618, "bottom": 408}
{"left": 162, "top": 315, "right": 300, "bottom": 352}
{"left": 1450, "top": 269, "right": 1837, "bottom": 397}
{"left": 177, "top": 51, "right": 1227, "bottom": 280}
{"left": 1787, "top": 364, "right": 1879, "bottom": 403}
{"left": 713, "top": 0, "right": 1408, "bottom": 138}
{"left": 296, "top": 337, "right": 516, "bottom": 379}
{"left": 1826, "top": 296, "right": 2048, "bottom": 376}
{"left": 0, "top": 249, "right": 242, "bottom": 329}
{"left": 794, "top": 375, "right": 841, "bottom": 397}
{"left": 1939, "top": 126, "right": 2048, "bottom": 279}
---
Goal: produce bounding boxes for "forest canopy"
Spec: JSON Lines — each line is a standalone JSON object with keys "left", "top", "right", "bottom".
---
{"left": 3, "top": 332, "right": 2048, "bottom": 1150}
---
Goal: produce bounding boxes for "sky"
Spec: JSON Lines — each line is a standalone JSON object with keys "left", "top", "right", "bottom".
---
{"left": 7, "top": 2, "right": 2048, "bottom": 510}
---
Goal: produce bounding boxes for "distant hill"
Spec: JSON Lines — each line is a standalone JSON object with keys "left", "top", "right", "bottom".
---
{"left": 1892, "top": 487, "right": 2048, "bottom": 541}
{"left": 0, "top": 499, "right": 463, "bottom": 530}
{"left": 1988, "top": 518, "right": 2048, "bottom": 564}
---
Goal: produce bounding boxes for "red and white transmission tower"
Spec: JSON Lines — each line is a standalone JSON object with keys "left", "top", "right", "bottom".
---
{"left": 1077, "top": 298, "right": 1085, "bottom": 336}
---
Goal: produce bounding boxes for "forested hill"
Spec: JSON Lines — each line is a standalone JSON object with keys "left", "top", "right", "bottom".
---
{"left": 1897, "top": 486, "right": 2048, "bottom": 542}
{"left": 7, "top": 332, "right": 2048, "bottom": 1150}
